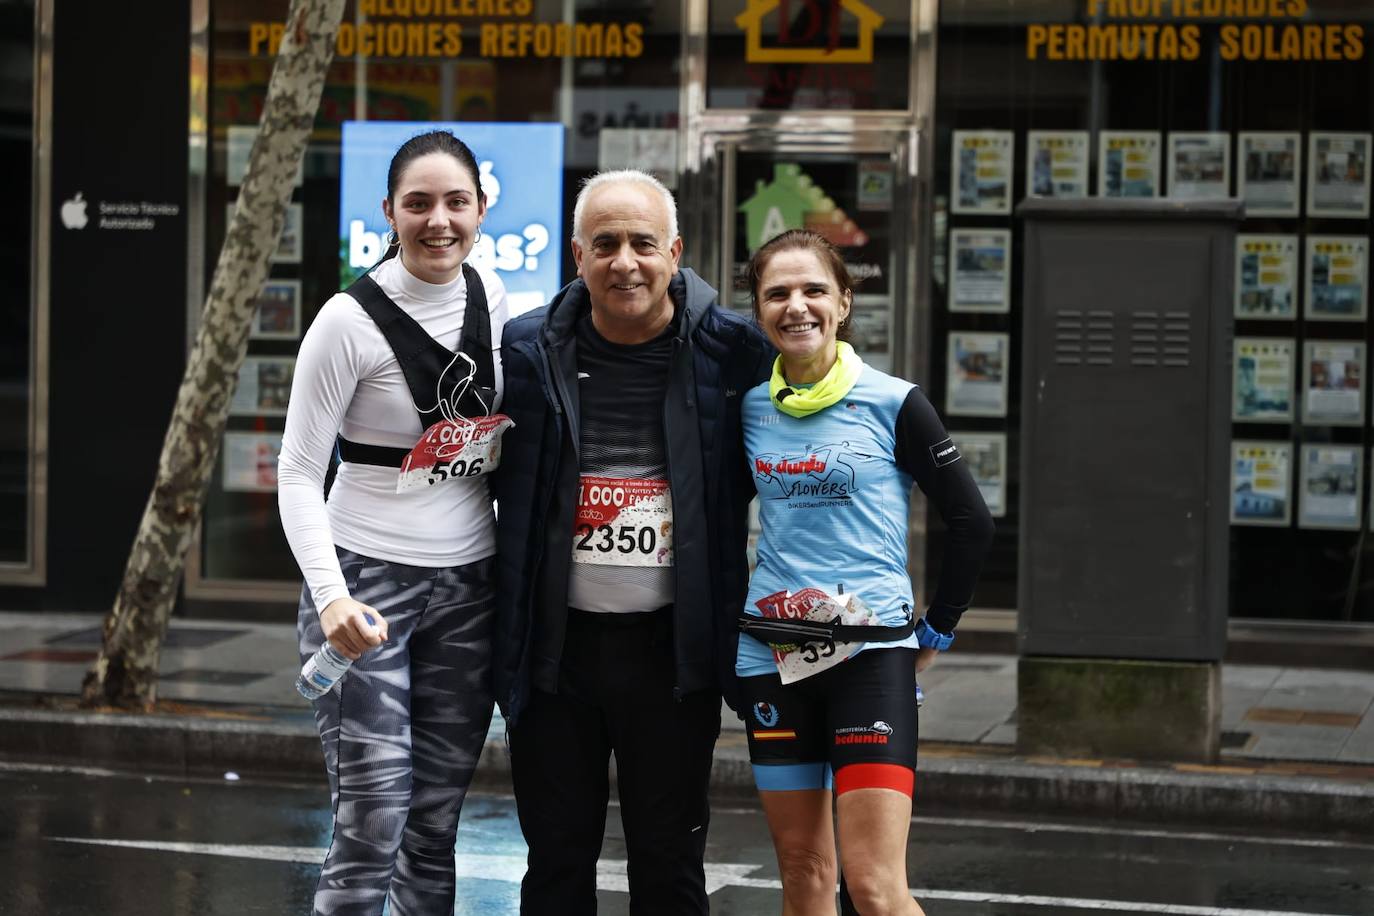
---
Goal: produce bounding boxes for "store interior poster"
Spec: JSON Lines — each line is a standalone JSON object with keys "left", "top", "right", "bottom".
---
{"left": 340, "top": 121, "right": 565, "bottom": 317}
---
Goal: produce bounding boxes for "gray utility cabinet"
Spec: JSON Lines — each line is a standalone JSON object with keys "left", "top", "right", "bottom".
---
{"left": 1016, "top": 199, "right": 1241, "bottom": 662}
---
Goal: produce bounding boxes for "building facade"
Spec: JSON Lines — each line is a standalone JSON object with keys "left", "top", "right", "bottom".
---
{"left": 6, "top": 0, "right": 1374, "bottom": 661}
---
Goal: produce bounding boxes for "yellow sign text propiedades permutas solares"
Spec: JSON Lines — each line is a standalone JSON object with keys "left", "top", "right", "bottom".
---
{"left": 735, "top": 0, "right": 885, "bottom": 64}
{"left": 248, "top": 0, "right": 643, "bottom": 59}
{"left": 1026, "top": 0, "right": 1364, "bottom": 62}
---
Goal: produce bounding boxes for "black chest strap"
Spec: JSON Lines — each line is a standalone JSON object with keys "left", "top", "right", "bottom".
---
{"left": 337, "top": 262, "right": 495, "bottom": 468}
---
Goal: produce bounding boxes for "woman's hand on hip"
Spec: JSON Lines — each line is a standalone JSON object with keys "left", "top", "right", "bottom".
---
{"left": 915, "top": 646, "right": 939, "bottom": 674}
{"left": 319, "top": 597, "right": 389, "bottom": 659}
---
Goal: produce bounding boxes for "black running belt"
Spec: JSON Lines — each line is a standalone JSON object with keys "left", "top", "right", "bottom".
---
{"left": 737, "top": 606, "right": 914, "bottom": 648}
{"left": 336, "top": 439, "right": 410, "bottom": 467}
{"left": 337, "top": 262, "right": 495, "bottom": 468}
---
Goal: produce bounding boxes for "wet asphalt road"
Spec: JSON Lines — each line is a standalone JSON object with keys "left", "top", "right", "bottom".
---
{"left": 1, "top": 763, "right": 1370, "bottom": 915}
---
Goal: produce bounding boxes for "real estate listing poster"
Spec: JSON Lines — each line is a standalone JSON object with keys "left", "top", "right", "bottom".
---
{"left": 1305, "top": 235, "right": 1368, "bottom": 322}
{"left": 1230, "top": 440, "right": 1291, "bottom": 527}
{"left": 229, "top": 357, "right": 295, "bottom": 418}
{"left": 951, "top": 130, "right": 1013, "bottom": 215}
{"left": 1302, "top": 340, "right": 1365, "bottom": 426}
{"left": 1026, "top": 130, "right": 1089, "bottom": 199}
{"left": 1298, "top": 444, "right": 1362, "bottom": 530}
{"left": 949, "top": 228, "right": 1011, "bottom": 313}
{"left": 1232, "top": 337, "right": 1294, "bottom": 423}
{"left": 248, "top": 279, "right": 301, "bottom": 340}
{"left": 953, "top": 432, "right": 1007, "bottom": 517}
{"left": 1167, "top": 132, "right": 1230, "bottom": 199}
{"left": 1308, "top": 132, "right": 1371, "bottom": 218}
{"left": 946, "top": 332, "right": 1010, "bottom": 417}
{"left": 1234, "top": 234, "right": 1297, "bottom": 320}
{"left": 1097, "top": 131, "right": 1161, "bottom": 198}
{"left": 222, "top": 432, "right": 285, "bottom": 493}
{"left": 1237, "top": 132, "right": 1300, "bottom": 217}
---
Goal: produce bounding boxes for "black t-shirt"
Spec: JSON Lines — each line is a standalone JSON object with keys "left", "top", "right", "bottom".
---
{"left": 567, "top": 313, "right": 677, "bottom": 612}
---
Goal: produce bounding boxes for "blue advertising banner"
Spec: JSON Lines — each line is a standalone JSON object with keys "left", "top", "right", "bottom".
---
{"left": 341, "top": 121, "right": 564, "bottom": 315}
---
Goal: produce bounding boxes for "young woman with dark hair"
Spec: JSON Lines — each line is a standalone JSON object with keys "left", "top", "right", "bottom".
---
{"left": 278, "top": 129, "right": 508, "bottom": 915}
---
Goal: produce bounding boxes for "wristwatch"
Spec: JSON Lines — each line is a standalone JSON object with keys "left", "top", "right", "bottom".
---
{"left": 914, "top": 617, "right": 955, "bottom": 651}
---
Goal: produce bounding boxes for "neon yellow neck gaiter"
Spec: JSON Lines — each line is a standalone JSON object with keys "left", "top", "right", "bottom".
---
{"left": 769, "top": 341, "right": 864, "bottom": 418}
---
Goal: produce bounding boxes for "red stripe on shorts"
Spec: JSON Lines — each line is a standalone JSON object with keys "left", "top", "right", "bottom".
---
{"left": 834, "top": 763, "right": 914, "bottom": 797}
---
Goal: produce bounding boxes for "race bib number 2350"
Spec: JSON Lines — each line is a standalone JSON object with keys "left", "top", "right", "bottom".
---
{"left": 573, "top": 476, "right": 673, "bottom": 567}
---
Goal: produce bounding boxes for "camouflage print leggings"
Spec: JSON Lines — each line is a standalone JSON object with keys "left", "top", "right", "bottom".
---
{"left": 297, "top": 547, "right": 495, "bottom": 916}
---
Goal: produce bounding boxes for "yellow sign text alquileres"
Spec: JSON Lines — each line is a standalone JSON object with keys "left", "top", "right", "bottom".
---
{"left": 249, "top": 0, "right": 643, "bottom": 59}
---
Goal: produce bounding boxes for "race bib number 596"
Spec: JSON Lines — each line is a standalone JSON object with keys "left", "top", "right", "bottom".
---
{"left": 396, "top": 414, "right": 513, "bottom": 493}
{"left": 573, "top": 476, "right": 673, "bottom": 567}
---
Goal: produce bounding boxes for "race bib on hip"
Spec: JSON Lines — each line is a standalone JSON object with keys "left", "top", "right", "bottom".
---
{"left": 397, "top": 414, "right": 514, "bottom": 493}
{"left": 573, "top": 475, "right": 674, "bottom": 567}
{"left": 754, "top": 587, "right": 880, "bottom": 684}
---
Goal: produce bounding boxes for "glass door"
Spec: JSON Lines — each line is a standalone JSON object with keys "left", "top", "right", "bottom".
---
{"left": 680, "top": 125, "right": 926, "bottom": 572}
{"left": 684, "top": 128, "right": 917, "bottom": 377}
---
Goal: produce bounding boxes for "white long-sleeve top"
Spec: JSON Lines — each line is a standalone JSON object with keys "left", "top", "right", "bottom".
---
{"left": 277, "top": 256, "right": 509, "bottom": 612}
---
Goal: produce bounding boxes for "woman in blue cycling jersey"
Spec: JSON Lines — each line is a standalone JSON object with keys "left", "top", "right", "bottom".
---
{"left": 736, "top": 229, "right": 994, "bottom": 915}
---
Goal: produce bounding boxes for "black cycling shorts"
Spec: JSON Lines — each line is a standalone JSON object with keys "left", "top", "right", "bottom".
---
{"left": 739, "top": 646, "right": 918, "bottom": 795}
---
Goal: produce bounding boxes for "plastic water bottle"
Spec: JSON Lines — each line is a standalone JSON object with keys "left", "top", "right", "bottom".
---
{"left": 296, "top": 643, "right": 354, "bottom": 700}
{"left": 915, "top": 682, "right": 925, "bottom": 708}
{"left": 296, "top": 614, "right": 376, "bottom": 700}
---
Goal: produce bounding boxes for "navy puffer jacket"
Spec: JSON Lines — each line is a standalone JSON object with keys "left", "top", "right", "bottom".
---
{"left": 491, "top": 269, "right": 774, "bottom": 722}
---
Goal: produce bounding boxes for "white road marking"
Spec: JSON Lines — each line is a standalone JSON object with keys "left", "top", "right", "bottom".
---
{"left": 50, "top": 839, "right": 326, "bottom": 865}
{"left": 904, "top": 889, "right": 1356, "bottom": 916}
{"left": 45, "top": 838, "right": 1356, "bottom": 916}
{"left": 703, "top": 801, "right": 1374, "bottom": 851}
{"left": 907, "top": 814, "right": 1374, "bottom": 852}
{"left": 0, "top": 761, "right": 127, "bottom": 779}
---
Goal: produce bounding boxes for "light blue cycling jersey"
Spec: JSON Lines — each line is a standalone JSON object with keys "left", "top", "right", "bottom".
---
{"left": 737, "top": 364, "right": 922, "bottom": 677}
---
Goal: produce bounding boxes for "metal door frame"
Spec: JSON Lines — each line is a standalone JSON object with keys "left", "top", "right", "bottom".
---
{"left": 1, "top": 0, "right": 53, "bottom": 587}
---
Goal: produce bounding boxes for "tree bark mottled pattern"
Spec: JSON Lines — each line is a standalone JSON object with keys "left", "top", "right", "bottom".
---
{"left": 81, "top": 0, "right": 348, "bottom": 709}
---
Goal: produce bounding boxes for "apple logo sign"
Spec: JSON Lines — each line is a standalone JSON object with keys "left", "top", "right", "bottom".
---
{"left": 61, "top": 192, "right": 89, "bottom": 230}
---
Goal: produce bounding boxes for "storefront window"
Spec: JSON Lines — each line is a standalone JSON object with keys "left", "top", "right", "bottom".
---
{"left": 926, "top": 0, "right": 1374, "bottom": 622}
{"left": 1, "top": 0, "right": 35, "bottom": 569}
{"left": 200, "top": 0, "right": 681, "bottom": 585}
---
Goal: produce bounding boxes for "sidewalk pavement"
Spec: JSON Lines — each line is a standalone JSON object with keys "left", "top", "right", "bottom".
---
{"left": 2, "top": 611, "right": 1372, "bottom": 835}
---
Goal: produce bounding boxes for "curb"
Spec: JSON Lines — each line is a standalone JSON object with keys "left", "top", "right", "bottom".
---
{"left": 914, "top": 756, "right": 1374, "bottom": 836}
{"left": 0, "top": 708, "right": 323, "bottom": 781}
{"left": 2, "top": 707, "right": 1370, "bottom": 837}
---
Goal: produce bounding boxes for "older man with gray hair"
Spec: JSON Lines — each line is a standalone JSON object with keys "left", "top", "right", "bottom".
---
{"left": 492, "top": 170, "right": 773, "bottom": 914}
